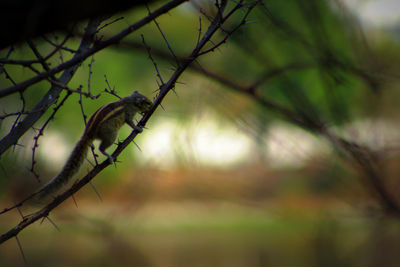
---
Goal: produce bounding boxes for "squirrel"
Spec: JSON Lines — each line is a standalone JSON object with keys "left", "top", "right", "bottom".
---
{"left": 35, "top": 90, "right": 152, "bottom": 200}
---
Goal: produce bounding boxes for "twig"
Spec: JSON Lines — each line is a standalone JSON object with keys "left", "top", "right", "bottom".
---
{"left": 42, "top": 35, "right": 76, "bottom": 53}
{"left": 27, "top": 40, "right": 51, "bottom": 72}
{"left": 247, "top": 62, "right": 314, "bottom": 92}
{"left": 87, "top": 55, "right": 95, "bottom": 95}
{"left": 0, "top": 111, "right": 30, "bottom": 120}
{"left": 196, "top": 17, "right": 202, "bottom": 47}
{"left": 146, "top": 4, "right": 180, "bottom": 67}
{"left": 82, "top": 64, "right": 103, "bottom": 179}
{"left": 30, "top": 92, "right": 72, "bottom": 181}
{"left": 96, "top": 16, "right": 125, "bottom": 33}
{"left": 10, "top": 92, "right": 26, "bottom": 132}
{"left": 104, "top": 74, "right": 121, "bottom": 98}
{"left": 2, "top": 68, "right": 17, "bottom": 86}
{"left": 48, "top": 81, "right": 99, "bottom": 99}
{"left": 0, "top": 34, "right": 72, "bottom": 66}
{"left": 141, "top": 34, "right": 164, "bottom": 85}
{"left": 198, "top": 1, "right": 254, "bottom": 56}
{"left": 5, "top": 46, "right": 14, "bottom": 59}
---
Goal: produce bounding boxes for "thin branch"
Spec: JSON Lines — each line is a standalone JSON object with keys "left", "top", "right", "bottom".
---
{"left": 196, "top": 17, "right": 203, "bottom": 47}
{"left": 48, "top": 82, "right": 99, "bottom": 99}
{"left": 2, "top": 68, "right": 17, "bottom": 86}
{"left": 81, "top": 63, "right": 103, "bottom": 176}
{"left": 103, "top": 74, "right": 120, "bottom": 98}
{"left": 141, "top": 34, "right": 164, "bottom": 85}
{"left": 247, "top": 62, "right": 314, "bottom": 92}
{"left": 198, "top": 1, "right": 254, "bottom": 56}
{"left": 96, "top": 16, "right": 125, "bottom": 34}
{"left": 87, "top": 55, "right": 95, "bottom": 95}
{"left": 146, "top": 4, "right": 180, "bottom": 67}
{"left": 27, "top": 40, "right": 51, "bottom": 72}
{"left": 30, "top": 92, "right": 72, "bottom": 181}
{"left": 0, "top": 111, "right": 30, "bottom": 120}
{"left": 42, "top": 35, "right": 76, "bottom": 53}
{"left": 10, "top": 92, "right": 26, "bottom": 132}
{"left": 5, "top": 46, "right": 14, "bottom": 59}
{"left": 0, "top": 34, "right": 72, "bottom": 66}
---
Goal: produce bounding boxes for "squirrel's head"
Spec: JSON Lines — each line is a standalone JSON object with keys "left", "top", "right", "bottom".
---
{"left": 128, "top": 90, "right": 153, "bottom": 113}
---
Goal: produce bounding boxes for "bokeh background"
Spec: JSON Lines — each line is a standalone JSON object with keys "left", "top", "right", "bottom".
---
{"left": 1, "top": 0, "right": 400, "bottom": 266}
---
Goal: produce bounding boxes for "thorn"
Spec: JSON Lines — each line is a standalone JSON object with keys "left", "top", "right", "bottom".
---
{"left": 71, "top": 194, "right": 78, "bottom": 208}
{"left": 15, "top": 236, "right": 28, "bottom": 265}
{"left": 16, "top": 206, "right": 24, "bottom": 219}
{"left": 160, "top": 103, "right": 165, "bottom": 111}
{"left": 46, "top": 216, "right": 60, "bottom": 232}
{"left": 132, "top": 140, "right": 142, "bottom": 152}
{"left": 89, "top": 181, "right": 103, "bottom": 202}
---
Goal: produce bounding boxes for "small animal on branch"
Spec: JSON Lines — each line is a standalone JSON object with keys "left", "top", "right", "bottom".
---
{"left": 36, "top": 90, "right": 152, "bottom": 200}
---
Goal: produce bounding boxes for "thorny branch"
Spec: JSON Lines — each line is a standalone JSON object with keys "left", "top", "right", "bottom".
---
{"left": 42, "top": 34, "right": 76, "bottom": 54}
{"left": 0, "top": 0, "right": 187, "bottom": 156}
{"left": 142, "top": 34, "right": 165, "bottom": 86}
{"left": 103, "top": 74, "right": 121, "bottom": 99}
{"left": 30, "top": 92, "right": 72, "bottom": 181}
{"left": 0, "top": 0, "right": 251, "bottom": 244}
{"left": 0, "top": 34, "right": 73, "bottom": 66}
{"left": 146, "top": 4, "right": 180, "bottom": 68}
{"left": 82, "top": 57, "right": 102, "bottom": 177}
{"left": 0, "top": 0, "right": 188, "bottom": 215}
{"left": 0, "top": 18, "right": 103, "bottom": 156}
{"left": 0, "top": 0, "right": 187, "bottom": 99}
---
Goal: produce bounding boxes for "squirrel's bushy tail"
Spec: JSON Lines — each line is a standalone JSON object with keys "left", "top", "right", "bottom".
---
{"left": 35, "top": 137, "right": 92, "bottom": 200}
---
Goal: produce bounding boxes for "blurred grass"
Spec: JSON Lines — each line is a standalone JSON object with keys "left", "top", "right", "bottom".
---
{"left": 1, "top": 200, "right": 400, "bottom": 267}
{"left": 2, "top": 166, "right": 400, "bottom": 267}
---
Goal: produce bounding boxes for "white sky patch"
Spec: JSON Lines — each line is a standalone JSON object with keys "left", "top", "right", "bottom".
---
{"left": 337, "top": 118, "right": 400, "bottom": 150}
{"left": 134, "top": 121, "right": 177, "bottom": 167}
{"left": 190, "top": 120, "right": 252, "bottom": 166}
{"left": 265, "top": 123, "right": 330, "bottom": 168}
{"left": 38, "top": 131, "right": 70, "bottom": 171}
{"left": 362, "top": 0, "right": 400, "bottom": 26}
{"left": 344, "top": 0, "right": 400, "bottom": 27}
{"left": 38, "top": 118, "right": 400, "bottom": 171}
{"left": 137, "top": 117, "right": 331, "bottom": 169}
{"left": 137, "top": 117, "right": 253, "bottom": 168}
